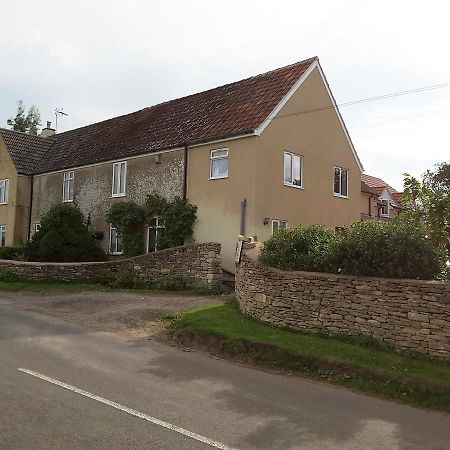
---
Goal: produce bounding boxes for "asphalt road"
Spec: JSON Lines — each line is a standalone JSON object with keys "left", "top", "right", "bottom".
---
{"left": 1, "top": 302, "right": 449, "bottom": 449}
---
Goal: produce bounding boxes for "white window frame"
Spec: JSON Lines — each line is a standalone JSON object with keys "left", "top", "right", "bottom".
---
{"left": 0, "top": 179, "right": 9, "bottom": 205}
{"left": 0, "top": 225, "right": 6, "bottom": 247}
{"left": 333, "top": 166, "right": 349, "bottom": 198}
{"left": 209, "top": 148, "right": 229, "bottom": 180}
{"left": 109, "top": 225, "right": 123, "bottom": 255}
{"left": 272, "top": 219, "right": 288, "bottom": 234}
{"left": 62, "top": 171, "right": 74, "bottom": 202}
{"left": 380, "top": 199, "right": 390, "bottom": 217}
{"left": 147, "top": 216, "right": 166, "bottom": 253}
{"left": 283, "top": 152, "right": 303, "bottom": 189}
{"left": 112, "top": 161, "right": 127, "bottom": 197}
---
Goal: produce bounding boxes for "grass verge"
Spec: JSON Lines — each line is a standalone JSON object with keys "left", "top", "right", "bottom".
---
{"left": 166, "top": 299, "right": 450, "bottom": 412}
{"left": 0, "top": 280, "right": 224, "bottom": 296}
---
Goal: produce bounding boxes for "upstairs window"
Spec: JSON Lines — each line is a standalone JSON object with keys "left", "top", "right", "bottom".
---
{"left": 380, "top": 199, "right": 390, "bottom": 217}
{"left": 147, "top": 217, "right": 165, "bottom": 253}
{"left": 0, "top": 179, "right": 9, "bottom": 204}
{"left": 62, "top": 171, "right": 74, "bottom": 202}
{"left": 112, "top": 161, "right": 127, "bottom": 197}
{"left": 0, "top": 225, "right": 5, "bottom": 247}
{"left": 272, "top": 219, "right": 287, "bottom": 234}
{"left": 284, "top": 152, "right": 303, "bottom": 188}
{"left": 109, "top": 226, "right": 122, "bottom": 255}
{"left": 210, "top": 148, "right": 228, "bottom": 179}
{"left": 334, "top": 167, "right": 348, "bottom": 197}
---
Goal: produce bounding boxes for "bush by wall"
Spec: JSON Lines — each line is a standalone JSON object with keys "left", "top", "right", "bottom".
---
{"left": 24, "top": 203, "right": 106, "bottom": 262}
{"left": 259, "top": 224, "right": 338, "bottom": 272}
{"left": 259, "top": 220, "right": 446, "bottom": 280}
{"left": 0, "top": 247, "right": 23, "bottom": 260}
{"left": 336, "top": 220, "right": 445, "bottom": 280}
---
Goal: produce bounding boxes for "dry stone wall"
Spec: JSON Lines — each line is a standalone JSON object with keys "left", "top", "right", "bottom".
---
{"left": 236, "top": 254, "right": 450, "bottom": 359}
{"left": 0, "top": 243, "right": 222, "bottom": 286}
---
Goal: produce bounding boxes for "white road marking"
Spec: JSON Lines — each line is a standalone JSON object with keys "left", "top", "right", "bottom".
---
{"left": 18, "top": 368, "right": 239, "bottom": 450}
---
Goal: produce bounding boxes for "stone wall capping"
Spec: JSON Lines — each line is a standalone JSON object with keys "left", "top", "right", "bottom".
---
{"left": 236, "top": 252, "right": 450, "bottom": 359}
{"left": 0, "top": 242, "right": 222, "bottom": 286}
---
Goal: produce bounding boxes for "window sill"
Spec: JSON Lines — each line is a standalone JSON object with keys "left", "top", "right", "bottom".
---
{"left": 110, "top": 252, "right": 123, "bottom": 256}
{"left": 333, "top": 193, "right": 349, "bottom": 199}
{"left": 0, "top": 202, "right": 7, "bottom": 205}
{"left": 284, "top": 183, "right": 304, "bottom": 190}
{"left": 111, "top": 193, "right": 126, "bottom": 198}
{"left": 62, "top": 199, "right": 74, "bottom": 203}
{"left": 209, "top": 175, "right": 228, "bottom": 180}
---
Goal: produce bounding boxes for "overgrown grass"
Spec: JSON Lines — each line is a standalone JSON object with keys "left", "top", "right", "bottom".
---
{"left": 0, "top": 281, "right": 107, "bottom": 292}
{"left": 167, "top": 300, "right": 450, "bottom": 411}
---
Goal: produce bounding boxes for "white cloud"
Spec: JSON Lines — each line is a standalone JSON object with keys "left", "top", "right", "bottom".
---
{"left": 1, "top": 0, "right": 449, "bottom": 187}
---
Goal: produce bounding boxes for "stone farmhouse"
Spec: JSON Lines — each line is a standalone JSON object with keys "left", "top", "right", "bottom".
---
{"left": 0, "top": 56, "right": 386, "bottom": 272}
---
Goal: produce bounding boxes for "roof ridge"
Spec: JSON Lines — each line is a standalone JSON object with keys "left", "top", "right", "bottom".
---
{"left": 52, "top": 56, "right": 317, "bottom": 139}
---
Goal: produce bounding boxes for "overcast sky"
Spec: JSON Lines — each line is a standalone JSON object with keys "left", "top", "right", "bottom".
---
{"left": 1, "top": 0, "right": 449, "bottom": 190}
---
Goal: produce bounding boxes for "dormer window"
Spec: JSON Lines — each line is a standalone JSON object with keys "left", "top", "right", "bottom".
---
{"left": 380, "top": 199, "right": 390, "bottom": 217}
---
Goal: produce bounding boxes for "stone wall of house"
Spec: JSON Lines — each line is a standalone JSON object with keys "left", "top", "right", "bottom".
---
{"left": 236, "top": 253, "right": 450, "bottom": 359}
{"left": 0, "top": 243, "right": 222, "bottom": 286}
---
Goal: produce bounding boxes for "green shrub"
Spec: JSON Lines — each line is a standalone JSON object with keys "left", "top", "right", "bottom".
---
{"left": 0, "top": 268, "right": 19, "bottom": 282}
{"left": 0, "top": 246, "right": 22, "bottom": 260}
{"left": 259, "top": 224, "right": 339, "bottom": 272}
{"left": 24, "top": 203, "right": 106, "bottom": 262}
{"left": 336, "top": 219, "right": 445, "bottom": 280}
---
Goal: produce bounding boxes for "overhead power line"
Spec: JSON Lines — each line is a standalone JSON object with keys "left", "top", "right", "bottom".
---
{"left": 275, "top": 82, "right": 450, "bottom": 120}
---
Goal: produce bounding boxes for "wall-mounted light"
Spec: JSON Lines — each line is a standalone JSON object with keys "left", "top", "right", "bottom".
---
{"left": 263, "top": 218, "right": 269, "bottom": 225}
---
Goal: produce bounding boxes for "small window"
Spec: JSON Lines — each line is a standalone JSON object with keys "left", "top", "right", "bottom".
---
{"left": 62, "top": 171, "right": 74, "bottom": 202}
{"left": 0, "top": 225, "right": 5, "bottom": 247}
{"left": 284, "top": 152, "right": 303, "bottom": 188}
{"left": 334, "top": 167, "right": 348, "bottom": 197}
{"left": 109, "top": 226, "right": 123, "bottom": 255}
{"left": 272, "top": 219, "right": 287, "bottom": 234}
{"left": 335, "top": 226, "right": 347, "bottom": 236}
{"left": 112, "top": 161, "right": 127, "bottom": 196}
{"left": 35, "top": 223, "right": 41, "bottom": 233}
{"left": 380, "top": 199, "right": 389, "bottom": 217}
{"left": 210, "top": 148, "right": 228, "bottom": 179}
{"left": 0, "top": 179, "right": 9, "bottom": 204}
{"left": 147, "top": 217, "right": 165, "bottom": 253}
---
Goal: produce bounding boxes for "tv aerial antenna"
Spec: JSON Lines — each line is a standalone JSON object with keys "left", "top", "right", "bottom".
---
{"left": 55, "top": 108, "right": 68, "bottom": 132}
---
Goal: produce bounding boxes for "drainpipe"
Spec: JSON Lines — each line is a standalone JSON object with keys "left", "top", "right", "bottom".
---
{"left": 182, "top": 144, "right": 188, "bottom": 201}
{"left": 27, "top": 175, "right": 34, "bottom": 241}
{"left": 240, "top": 198, "right": 247, "bottom": 235}
{"left": 368, "top": 195, "right": 372, "bottom": 217}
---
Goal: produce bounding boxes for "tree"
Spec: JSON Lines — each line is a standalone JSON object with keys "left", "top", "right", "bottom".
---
{"left": 7, "top": 100, "right": 42, "bottom": 135}
{"left": 402, "top": 166, "right": 450, "bottom": 253}
{"left": 24, "top": 203, "right": 106, "bottom": 262}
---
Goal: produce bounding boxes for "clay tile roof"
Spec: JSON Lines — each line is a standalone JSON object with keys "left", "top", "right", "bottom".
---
{"left": 0, "top": 128, "right": 54, "bottom": 175}
{"left": 31, "top": 57, "right": 317, "bottom": 173}
{"left": 361, "top": 173, "right": 403, "bottom": 208}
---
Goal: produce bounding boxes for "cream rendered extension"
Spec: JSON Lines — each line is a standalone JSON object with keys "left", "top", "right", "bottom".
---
{"left": 188, "top": 61, "right": 362, "bottom": 273}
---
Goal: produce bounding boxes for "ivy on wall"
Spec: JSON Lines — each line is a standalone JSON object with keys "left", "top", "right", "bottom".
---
{"left": 106, "top": 194, "right": 197, "bottom": 257}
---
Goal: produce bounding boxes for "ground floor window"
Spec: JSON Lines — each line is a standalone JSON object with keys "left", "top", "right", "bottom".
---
{"left": 147, "top": 217, "right": 165, "bottom": 252}
{"left": 109, "top": 226, "right": 122, "bottom": 255}
{"left": 0, "top": 225, "right": 6, "bottom": 247}
{"left": 35, "top": 223, "right": 41, "bottom": 233}
{"left": 272, "top": 219, "right": 287, "bottom": 234}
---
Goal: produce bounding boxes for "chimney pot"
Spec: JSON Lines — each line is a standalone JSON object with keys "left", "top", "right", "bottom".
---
{"left": 41, "top": 120, "right": 56, "bottom": 138}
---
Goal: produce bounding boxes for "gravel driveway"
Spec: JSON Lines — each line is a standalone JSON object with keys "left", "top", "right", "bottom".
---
{"left": 0, "top": 290, "right": 224, "bottom": 338}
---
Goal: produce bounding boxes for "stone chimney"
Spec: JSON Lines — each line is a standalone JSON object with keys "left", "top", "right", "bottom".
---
{"left": 41, "top": 121, "right": 56, "bottom": 138}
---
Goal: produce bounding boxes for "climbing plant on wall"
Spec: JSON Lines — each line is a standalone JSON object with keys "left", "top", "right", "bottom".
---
{"left": 106, "top": 202, "right": 145, "bottom": 257}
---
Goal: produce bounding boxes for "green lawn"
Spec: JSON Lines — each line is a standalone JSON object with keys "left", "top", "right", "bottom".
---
{"left": 168, "top": 300, "right": 450, "bottom": 411}
{"left": 0, "top": 281, "right": 106, "bottom": 292}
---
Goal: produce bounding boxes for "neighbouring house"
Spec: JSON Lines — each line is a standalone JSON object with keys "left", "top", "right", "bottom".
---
{"left": 0, "top": 56, "right": 364, "bottom": 272}
{"left": 360, "top": 174, "right": 403, "bottom": 221}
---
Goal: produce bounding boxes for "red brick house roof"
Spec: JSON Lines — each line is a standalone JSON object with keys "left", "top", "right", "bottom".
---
{"left": 361, "top": 174, "right": 403, "bottom": 208}
{"left": 28, "top": 57, "right": 317, "bottom": 174}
